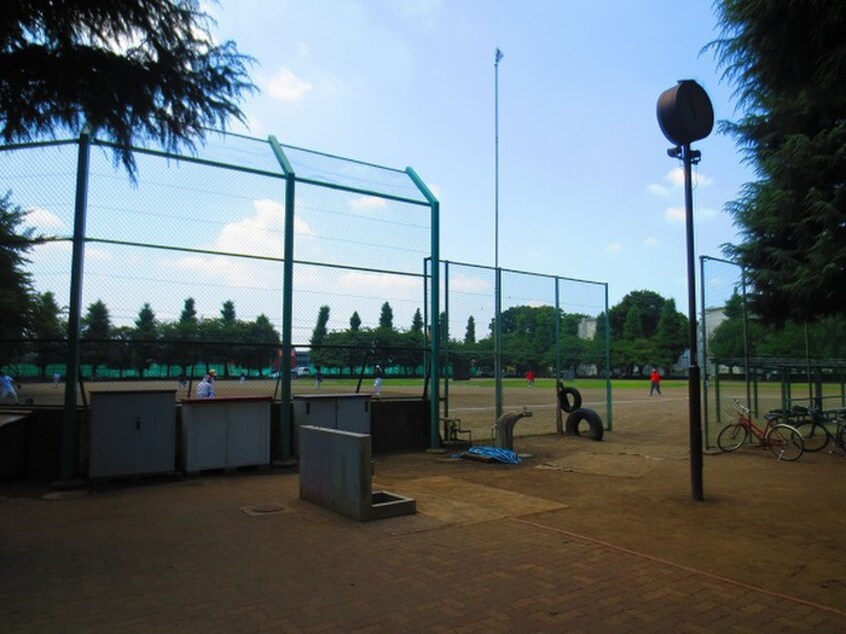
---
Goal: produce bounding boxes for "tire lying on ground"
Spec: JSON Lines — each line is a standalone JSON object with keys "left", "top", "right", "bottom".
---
{"left": 557, "top": 383, "right": 582, "bottom": 413}
{"left": 565, "top": 407, "right": 604, "bottom": 441}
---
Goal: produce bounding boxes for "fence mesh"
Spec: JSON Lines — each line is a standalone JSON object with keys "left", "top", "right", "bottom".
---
{"left": 0, "top": 132, "right": 434, "bottom": 408}
{"left": 701, "top": 256, "right": 846, "bottom": 448}
{"left": 436, "top": 260, "right": 610, "bottom": 444}
{"left": 2, "top": 131, "right": 611, "bottom": 452}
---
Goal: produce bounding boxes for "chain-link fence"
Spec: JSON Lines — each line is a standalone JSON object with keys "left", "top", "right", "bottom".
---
{"left": 2, "top": 130, "right": 613, "bottom": 467}
{"left": 700, "top": 256, "right": 846, "bottom": 447}
{"left": 0, "top": 131, "right": 441, "bottom": 464}
{"left": 431, "top": 260, "right": 611, "bottom": 444}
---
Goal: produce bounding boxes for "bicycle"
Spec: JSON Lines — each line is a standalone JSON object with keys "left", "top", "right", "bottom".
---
{"left": 717, "top": 400, "right": 804, "bottom": 461}
{"left": 791, "top": 405, "right": 846, "bottom": 456}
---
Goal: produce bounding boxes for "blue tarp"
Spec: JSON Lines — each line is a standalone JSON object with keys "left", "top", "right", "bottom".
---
{"left": 457, "top": 446, "right": 521, "bottom": 464}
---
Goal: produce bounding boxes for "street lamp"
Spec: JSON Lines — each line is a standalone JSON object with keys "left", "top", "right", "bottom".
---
{"left": 494, "top": 47, "right": 504, "bottom": 420}
{"left": 656, "top": 79, "right": 714, "bottom": 502}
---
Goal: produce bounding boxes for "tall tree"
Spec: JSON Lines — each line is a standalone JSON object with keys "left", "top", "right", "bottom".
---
{"left": 0, "top": 0, "right": 256, "bottom": 176}
{"left": 220, "top": 300, "right": 236, "bottom": 324}
{"left": 349, "top": 311, "right": 361, "bottom": 332}
{"left": 0, "top": 193, "right": 37, "bottom": 355}
{"left": 410, "top": 308, "right": 423, "bottom": 334}
{"left": 710, "top": 1, "right": 846, "bottom": 323}
{"left": 653, "top": 299, "right": 688, "bottom": 370}
{"left": 81, "top": 299, "right": 112, "bottom": 378}
{"left": 132, "top": 302, "right": 159, "bottom": 377}
{"left": 464, "top": 316, "right": 476, "bottom": 345}
{"left": 378, "top": 302, "right": 394, "bottom": 330}
{"left": 29, "top": 290, "right": 66, "bottom": 378}
{"left": 180, "top": 297, "right": 198, "bottom": 325}
{"left": 311, "top": 305, "right": 330, "bottom": 346}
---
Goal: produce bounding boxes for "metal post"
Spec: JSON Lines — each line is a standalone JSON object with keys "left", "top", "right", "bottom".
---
{"left": 604, "top": 282, "right": 613, "bottom": 430}
{"left": 406, "top": 167, "right": 440, "bottom": 449}
{"left": 700, "top": 256, "right": 709, "bottom": 446}
{"left": 60, "top": 127, "right": 91, "bottom": 483}
{"left": 683, "top": 143, "right": 704, "bottom": 501}
{"left": 443, "top": 261, "right": 450, "bottom": 417}
{"left": 268, "top": 136, "right": 295, "bottom": 460}
{"left": 555, "top": 277, "right": 562, "bottom": 433}
{"left": 494, "top": 48, "right": 504, "bottom": 421}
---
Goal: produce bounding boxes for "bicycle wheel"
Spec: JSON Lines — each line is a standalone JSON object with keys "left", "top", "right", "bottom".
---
{"left": 833, "top": 424, "right": 846, "bottom": 457}
{"left": 795, "top": 421, "right": 830, "bottom": 452}
{"left": 765, "top": 424, "right": 804, "bottom": 462}
{"left": 717, "top": 423, "right": 748, "bottom": 452}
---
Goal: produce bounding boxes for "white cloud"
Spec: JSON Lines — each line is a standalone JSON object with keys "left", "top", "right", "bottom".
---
{"left": 693, "top": 170, "right": 714, "bottom": 187}
{"left": 450, "top": 275, "right": 491, "bottom": 293}
{"left": 698, "top": 206, "right": 718, "bottom": 219}
{"left": 649, "top": 167, "right": 713, "bottom": 197}
{"left": 264, "top": 68, "right": 313, "bottom": 101}
{"left": 666, "top": 167, "right": 685, "bottom": 188}
{"left": 665, "top": 206, "right": 686, "bottom": 222}
{"left": 212, "top": 198, "right": 314, "bottom": 258}
{"left": 350, "top": 196, "right": 387, "bottom": 210}
{"left": 643, "top": 237, "right": 659, "bottom": 247}
{"left": 646, "top": 183, "right": 669, "bottom": 197}
{"left": 25, "top": 206, "right": 65, "bottom": 229}
{"left": 605, "top": 242, "right": 623, "bottom": 253}
{"left": 86, "top": 246, "right": 113, "bottom": 262}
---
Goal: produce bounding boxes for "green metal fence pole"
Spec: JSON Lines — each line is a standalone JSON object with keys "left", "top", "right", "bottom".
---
{"left": 604, "top": 283, "right": 612, "bottom": 430}
{"left": 495, "top": 267, "right": 503, "bottom": 421}
{"left": 269, "top": 136, "right": 295, "bottom": 460}
{"left": 700, "top": 256, "right": 709, "bottom": 447}
{"left": 60, "top": 127, "right": 91, "bottom": 482}
{"left": 555, "top": 277, "right": 562, "bottom": 433}
{"left": 406, "top": 167, "right": 440, "bottom": 449}
{"left": 443, "top": 261, "right": 449, "bottom": 417}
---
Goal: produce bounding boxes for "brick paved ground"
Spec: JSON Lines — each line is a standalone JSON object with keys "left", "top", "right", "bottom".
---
{"left": 2, "top": 448, "right": 844, "bottom": 633}
{"left": 2, "top": 390, "right": 845, "bottom": 633}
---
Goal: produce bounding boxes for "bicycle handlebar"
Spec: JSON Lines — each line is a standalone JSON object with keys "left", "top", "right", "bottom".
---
{"left": 733, "top": 399, "right": 750, "bottom": 416}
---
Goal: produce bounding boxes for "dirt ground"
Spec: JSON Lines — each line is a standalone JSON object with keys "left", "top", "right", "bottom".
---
{"left": 373, "top": 389, "right": 846, "bottom": 612}
{"left": 2, "top": 380, "right": 844, "bottom": 614}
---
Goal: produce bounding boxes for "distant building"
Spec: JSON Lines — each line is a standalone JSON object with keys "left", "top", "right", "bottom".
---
{"left": 578, "top": 318, "right": 596, "bottom": 340}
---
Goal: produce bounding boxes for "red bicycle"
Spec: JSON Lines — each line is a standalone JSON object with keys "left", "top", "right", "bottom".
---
{"left": 717, "top": 400, "right": 804, "bottom": 461}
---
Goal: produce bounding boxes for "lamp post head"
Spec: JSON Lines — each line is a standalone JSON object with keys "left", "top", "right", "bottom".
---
{"left": 657, "top": 80, "right": 714, "bottom": 146}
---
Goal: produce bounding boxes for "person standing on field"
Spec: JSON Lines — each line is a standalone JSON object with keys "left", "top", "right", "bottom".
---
{"left": 374, "top": 365, "right": 383, "bottom": 397}
{"left": 196, "top": 370, "right": 216, "bottom": 398}
{"left": 649, "top": 368, "right": 662, "bottom": 396}
{"left": 0, "top": 370, "right": 20, "bottom": 403}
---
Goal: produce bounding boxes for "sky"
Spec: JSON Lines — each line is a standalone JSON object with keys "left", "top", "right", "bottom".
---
{"left": 204, "top": 0, "right": 754, "bottom": 311}
{"left": 4, "top": 0, "right": 756, "bottom": 341}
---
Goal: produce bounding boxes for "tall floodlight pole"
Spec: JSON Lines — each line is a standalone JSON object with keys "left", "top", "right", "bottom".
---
{"left": 494, "top": 47, "right": 504, "bottom": 420}
{"left": 657, "top": 80, "right": 714, "bottom": 502}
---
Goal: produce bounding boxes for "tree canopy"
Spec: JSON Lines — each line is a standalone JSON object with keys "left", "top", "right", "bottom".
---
{"left": 710, "top": 0, "right": 846, "bottom": 324}
{"left": 0, "top": 0, "right": 256, "bottom": 175}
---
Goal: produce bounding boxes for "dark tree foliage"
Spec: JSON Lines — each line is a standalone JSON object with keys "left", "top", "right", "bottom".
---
{"left": 378, "top": 302, "right": 394, "bottom": 329}
{"left": 608, "top": 290, "right": 665, "bottom": 338}
{"left": 0, "top": 193, "right": 37, "bottom": 351}
{"left": 709, "top": 0, "right": 846, "bottom": 323}
{"left": 0, "top": 0, "right": 256, "bottom": 175}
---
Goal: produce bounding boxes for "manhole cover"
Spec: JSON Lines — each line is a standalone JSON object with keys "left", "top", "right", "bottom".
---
{"left": 240, "top": 503, "right": 289, "bottom": 517}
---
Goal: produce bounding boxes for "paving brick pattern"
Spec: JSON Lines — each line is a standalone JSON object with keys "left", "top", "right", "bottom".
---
{"left": 2, "top": 467, "right": 844, "bottom": 633}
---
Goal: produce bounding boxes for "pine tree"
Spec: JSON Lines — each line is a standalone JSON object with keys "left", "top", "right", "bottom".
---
{"left": 710, "top": 0, "right": 846, "bottom": 323}
{"left": 0, "top": 0, "right": 256, "bottom": 176}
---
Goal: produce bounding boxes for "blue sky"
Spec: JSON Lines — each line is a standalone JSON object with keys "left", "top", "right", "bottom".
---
{"left": 207, "top": 0, "right": 753, "bottom": 311}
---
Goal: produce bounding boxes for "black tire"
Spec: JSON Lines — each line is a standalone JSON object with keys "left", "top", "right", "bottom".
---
{"left": 717, "top": 423, "right": 748, "bottom": 452}
{"left": 766, "top": 424, "right": 804, "bottom": 462}
{"left": 557, "top": 384, "right": 582, "bottom": 413}
{"left": 794, "top": 421, "right": 830, "bottom": 452}
{"left": 565, "top": 408, "right": 603, "bottom": 441}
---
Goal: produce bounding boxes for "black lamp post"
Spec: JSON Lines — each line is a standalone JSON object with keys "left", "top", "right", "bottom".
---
{"left": 656, "top": 79, "right": 714, "bottom": 502}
